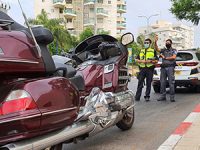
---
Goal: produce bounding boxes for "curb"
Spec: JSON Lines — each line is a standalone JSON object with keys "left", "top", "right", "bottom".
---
{"left": 157, "top": 104, "right": 200, "bottom": 150}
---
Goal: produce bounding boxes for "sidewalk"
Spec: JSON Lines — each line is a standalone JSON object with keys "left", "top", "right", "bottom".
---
{"left": 158, "top": 104, "right": 200, "bottom": 150}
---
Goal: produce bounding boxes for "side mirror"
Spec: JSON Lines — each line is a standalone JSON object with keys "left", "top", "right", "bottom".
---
{"left": 121, "top": 32, "right": 134, "bottom": 46}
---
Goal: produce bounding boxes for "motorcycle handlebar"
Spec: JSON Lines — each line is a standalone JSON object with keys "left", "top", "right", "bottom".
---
{"left": 98, "top": 42, "right": 117, "bottom": 50}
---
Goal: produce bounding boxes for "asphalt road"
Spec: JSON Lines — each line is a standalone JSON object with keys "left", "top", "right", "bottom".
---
{"left": 64, "top": 78, "right": 200, "bottom": 150}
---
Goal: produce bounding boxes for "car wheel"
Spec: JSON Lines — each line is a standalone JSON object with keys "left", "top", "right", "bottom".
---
{"left": 153, "top": 85, "right": 160, "bottom": 93}
{"left": 196, "top": 86, "right": 200, "bottom": 93}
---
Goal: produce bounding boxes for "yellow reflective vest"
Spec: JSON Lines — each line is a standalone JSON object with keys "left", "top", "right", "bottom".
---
{"left": 138, "top": 48, "right": 155, "bottom": 68}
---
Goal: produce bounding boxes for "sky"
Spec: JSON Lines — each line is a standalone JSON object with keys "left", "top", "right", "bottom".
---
{"left": 3, "top": 0, "right": 200, "bottom": 47}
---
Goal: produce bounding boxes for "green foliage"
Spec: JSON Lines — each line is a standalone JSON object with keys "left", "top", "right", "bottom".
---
{"left": 137, "top": 34, "right": 145, "bottom": 47}
{"left": 97, "top": 30, "right": 110, "bottom": 35}
{"left": 79, "top": 27, "right": 94, "bottom": 42}
{"left": 28, "top": 10, "right": 78, "bottom": 54}
{"left": 170, "top": 0, "right": 200, "bottom": 25}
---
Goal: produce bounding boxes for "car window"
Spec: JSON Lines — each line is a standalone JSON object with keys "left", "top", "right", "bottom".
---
{"left": 176, "top": 52, "right": 193, "bottom": 61}
{"left": 196, "top": 53, "right": 200, "bottom": 61}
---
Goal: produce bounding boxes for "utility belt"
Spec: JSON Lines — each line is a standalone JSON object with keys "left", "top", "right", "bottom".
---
{"left": 161, "top": 63, "right": 176, "bottom": 68}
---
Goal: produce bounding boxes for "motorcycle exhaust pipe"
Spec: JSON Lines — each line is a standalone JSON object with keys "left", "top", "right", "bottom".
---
{"left": 1, "top": 121, "right": 95, "bottom": 150}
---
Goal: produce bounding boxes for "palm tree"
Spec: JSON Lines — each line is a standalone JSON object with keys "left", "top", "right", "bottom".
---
{"left": 28, "top": 10, "right": 76, "bottom": 54}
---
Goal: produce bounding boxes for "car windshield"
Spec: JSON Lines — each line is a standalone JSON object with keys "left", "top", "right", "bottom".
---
{"left": 196, "top": 53, "right": 200, "bottom": 61}
{"left": 176, "top": 52, "right": 193, "bottom": 61}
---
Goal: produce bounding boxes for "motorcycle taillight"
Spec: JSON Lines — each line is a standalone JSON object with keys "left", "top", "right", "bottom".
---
{"left": 0, "top": 90, "right": 37, "bottom": 116}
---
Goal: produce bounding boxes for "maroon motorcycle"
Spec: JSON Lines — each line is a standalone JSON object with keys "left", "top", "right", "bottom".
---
{"left": 0, "top": 11, "right": 135, "bottom": 150}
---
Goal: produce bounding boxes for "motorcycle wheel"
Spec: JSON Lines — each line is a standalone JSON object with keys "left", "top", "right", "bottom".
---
{"left": 49, "top": 144, "right": 63, "bottom": 150}
{"left": 116, "top": 108, "right": 134, "bottom": 131}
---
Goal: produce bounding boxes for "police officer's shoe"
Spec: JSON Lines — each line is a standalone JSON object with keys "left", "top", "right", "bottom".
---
{"left": 144, "top": 96, "right": 150, "bottom": 102}
{"left": 135, "top": 96, "right": 140, "bottom": 101}
{"left": 170, "top": 99, "right": 175, "bottom": 102}
{"left": 157, "top": 97, "right": 166, "bottom": 101}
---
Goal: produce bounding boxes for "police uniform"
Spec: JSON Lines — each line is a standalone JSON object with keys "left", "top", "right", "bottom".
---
{"left": 135, "top": 48, "right": 157, "bottom": 101}
{"left": 159, "top": 48, "right": 177, "bottom": 101}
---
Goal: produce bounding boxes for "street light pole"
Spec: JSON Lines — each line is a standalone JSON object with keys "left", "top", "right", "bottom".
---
{"left": 94, "top": 0, "right": 97, "bottom": 35}
{"left": 138, "top": 14, "right": 159, "bottom": 35}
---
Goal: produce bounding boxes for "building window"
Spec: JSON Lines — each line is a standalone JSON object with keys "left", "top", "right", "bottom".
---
{"left": 97, "top": 18, "right": 103, "bottom": 23}
{"left": 97, "top": 0, "right": 103, "bottom": 4}
{"left": 42, "top": 0, "right": 45, "bottom": 2}
{"left": 59, "top": 8, "right": 63, "bottom": 14}
{"left": 90, "top": 8, "right": 94, "bottom": 13}
{"left": 66, "top": 18, "right": 72, "bottom": 23}
{"left": 108, "top": 1, "right": 111, "bottom": 4}
{"left": 51, "top": 9, "right": 54, "bottom": 13}
{"left": 65, "top": 0, "right": 72, "bottom": 4}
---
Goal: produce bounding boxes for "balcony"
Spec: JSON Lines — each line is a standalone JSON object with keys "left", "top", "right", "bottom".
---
{"left": 117, "top": 0, "right": 126, "bottom": 6}
{"left": 117, "top": 16, "right": 126, "bottom": 23}
{"left": 53, "top": 0, "right": 65, "bottom": 8}
{"left": 117, "top": 6, "right": 126, "bottom": 13}
{"left": 117, "top": 23, "right": 126, "bottom": 30}
{"left": 96, "top": 8, "right": 108, "bottom": 17}
{"left": 84, "top": 18, "right": 95, "bottom": 26}
{"left": 68, "top": 30, "right": 77, "bottom": 36}
{"left": 66, "top": 22, "right": 75, "bottom": 30}
{"left": 84, "top": 0, "right": 95, "bottom": 6}
{"left": 64, "top": 9, "right": 77, "bottom": 18}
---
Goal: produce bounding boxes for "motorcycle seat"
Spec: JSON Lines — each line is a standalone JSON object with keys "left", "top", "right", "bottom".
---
{"left": 54, "top": 62, "right": 85, "bottom": 91}
{"left": 54, "top": 62, "right": 77, "bottom": 78}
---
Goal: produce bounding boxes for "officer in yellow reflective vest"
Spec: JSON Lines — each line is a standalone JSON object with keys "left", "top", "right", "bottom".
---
{"left": 135, "top": 39, "right": 158, "bottom": 101}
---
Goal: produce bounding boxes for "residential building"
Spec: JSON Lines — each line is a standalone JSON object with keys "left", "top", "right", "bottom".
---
{"left": 34, "top": 0, "right": 127, "bottom": 37}
{"left": 0, "top": 1, "right": 10, "bottom": 13}
{"left": 138, "top": 20, "right": 194, "bottom": 50}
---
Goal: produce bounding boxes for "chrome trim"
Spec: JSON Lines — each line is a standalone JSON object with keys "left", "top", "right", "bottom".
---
{"left": 0, "top": 58, "right": 39, "bottom": 64}
{"left": 104, "top": 64, "right": 115, "bottom": 74}
{"left": 42, "top": 107, "right": 77, "bottom": 116}
{"left": 0, "top": 114, "right": 41, "bottom": 124}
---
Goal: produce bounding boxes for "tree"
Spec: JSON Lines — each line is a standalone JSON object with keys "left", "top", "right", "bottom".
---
{"left": 170, "top": 0, "right": 200, "bottom": 25}
{"left": 136, "top": 33, "right": 157, "bottom": 50}
{"left": 79, "top": 27, "right": 94, "bottom": 42}
{"left": 137, "top": 34, "right": 145, "bottom": 48}
{"left": 28, "top": 10, "right": 76, "bottom": 54}
{"left": 97, "top": 30, "right": 110, "bottom": 35}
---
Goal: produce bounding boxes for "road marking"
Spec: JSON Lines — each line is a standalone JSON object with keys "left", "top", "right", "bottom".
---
{"left": 172, "top": 122, "right": 192, "bottom": 135}
{"left": 157, "top": 103, "right": 200, "bottom": 150}
{"left": 192, "top": 104, "right": 200, "bottom": 112}
{"left": 157, "top": 135, "right": 182, "bottom": 150}
{"left": 183, "top": 112, "right": 200, "bottom": 123}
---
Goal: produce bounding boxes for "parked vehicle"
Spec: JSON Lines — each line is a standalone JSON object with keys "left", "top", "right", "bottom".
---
{"left": 0, "top": 11, "right": 135, "bottom": 150}
{"left": 153, "top": 50, "right": 200, "bottom": 93}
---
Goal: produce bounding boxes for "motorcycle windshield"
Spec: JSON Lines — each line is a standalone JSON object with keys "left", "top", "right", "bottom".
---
{"left": 74, "top": 35, "right": 118, "bottom": 54}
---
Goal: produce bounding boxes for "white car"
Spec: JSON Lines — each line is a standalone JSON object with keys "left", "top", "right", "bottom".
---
{"left": 153, "top": 50, "right": 200, "bottom": 93}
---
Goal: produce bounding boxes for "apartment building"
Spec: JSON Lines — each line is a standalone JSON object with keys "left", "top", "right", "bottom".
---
{"left": 34, "top": 0, "right": 127, "bottom": 37}
{"left": 138, "top": 20, "right": 194, "bottom": 50}
{"left": 0, "top": 0, "right": 10, "bottom": 13}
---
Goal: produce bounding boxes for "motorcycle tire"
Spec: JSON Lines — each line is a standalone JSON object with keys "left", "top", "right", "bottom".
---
{"left": 49, "top": 144, "right": 63, "bottom": 150}
{"left": 116, "top": 108, "right": 134, "bottom": 131}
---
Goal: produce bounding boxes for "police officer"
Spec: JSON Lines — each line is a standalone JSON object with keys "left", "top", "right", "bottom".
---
{"left": 135, "top": 39, "right": 158, "bottom": 102}
{"left": 155, "top": 36, "right": 177, "bottom": 102}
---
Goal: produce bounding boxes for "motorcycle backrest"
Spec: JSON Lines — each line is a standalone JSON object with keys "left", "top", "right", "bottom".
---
{"left": 0, "top": 11, "right": 56, "bottom": 75}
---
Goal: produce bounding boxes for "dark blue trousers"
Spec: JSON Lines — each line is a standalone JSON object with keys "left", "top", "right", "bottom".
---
{"left": 135, "top": 68, "right": 154, "bottom": 100}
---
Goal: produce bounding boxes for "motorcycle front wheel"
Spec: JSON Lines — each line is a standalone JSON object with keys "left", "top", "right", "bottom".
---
{"left": 116, "top": 108, "right": 134, "bottom": 131}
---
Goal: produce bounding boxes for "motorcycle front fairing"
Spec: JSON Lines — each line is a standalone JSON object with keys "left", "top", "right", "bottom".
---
{"left": 0, "top": 77, "right": 80, "bottom": 146}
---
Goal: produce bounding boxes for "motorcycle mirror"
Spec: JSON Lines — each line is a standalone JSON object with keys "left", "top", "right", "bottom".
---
{"left": 121, "top": 33, "right": 134, "bottom": 46}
